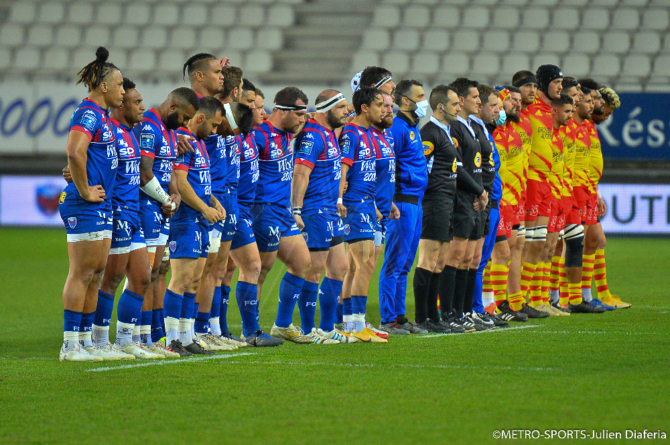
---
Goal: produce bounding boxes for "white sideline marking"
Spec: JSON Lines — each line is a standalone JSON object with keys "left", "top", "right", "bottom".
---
{"left": 532, "top": 331, "right": 662, "bottom": 335}
{"left": 414, "top": 324, "right": 541, "bottom": 338}
{"left": 84, "top": 352, "right": 255, "bottom": 372}
{"left": 216, "top": 360, "right": 558, "bottom": 372}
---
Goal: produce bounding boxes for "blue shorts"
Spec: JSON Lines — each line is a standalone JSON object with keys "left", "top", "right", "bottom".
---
{"left": 140, "top": 198, "right": 170, "bottom": 247}
{"left": 251, "top": 203, "right": 301, "bottom": 253}
{"left": 231, "top": 205, "right": 256, "bottom": 251}
{"left": 220, "top": 192, "right": 239, "bottom": 243}
{"left": 59, "top": 194, "right": 112, "bottom": 241}
{"left": 301, "top": 211, "right": 342, "bottom": 251}
{"left": 343, "top": 200, "right": 376, "bottom": 243}
{"left": 168, "top": 218, "right": 210, "bottom": 259}
{"left": 110, "top": 212, "right": 145, "bottom": 254}
{"left": 374, "top": 217, "right": 388, "bottom": 247}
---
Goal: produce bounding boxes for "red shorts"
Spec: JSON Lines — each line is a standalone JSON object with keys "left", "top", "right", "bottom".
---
{"left": 515, "top": 198, "right": 524, "bottom": 226}
{"left": 548, "top": 196, "right": 566, "bottom": 233}
{"left": 567, "top": 193, "right": 582, "bottom": 225}
{"left": 525, "top": 179, "right": 553, "bottom": 221}
{"left": 589, "top": 193, "right": 599, "bottom": 225}
{"left": 497, "top": 205, "right": 516, "bottom": 238}
{"left": 574, "top": 186, "right": 596, "bottom": 226}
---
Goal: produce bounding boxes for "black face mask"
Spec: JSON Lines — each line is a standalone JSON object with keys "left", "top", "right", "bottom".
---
{"left": 165, "top": 111, "right": 182, "bottom": 130}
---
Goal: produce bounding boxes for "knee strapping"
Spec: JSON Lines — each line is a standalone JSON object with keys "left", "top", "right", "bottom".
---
{"left": 564, "top": 224, "right": 585, "bottom": 267}
{"left": 532, "top": 225, "right": 547, "bottom": 243}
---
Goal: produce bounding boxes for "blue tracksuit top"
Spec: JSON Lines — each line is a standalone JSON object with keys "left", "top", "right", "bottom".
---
{"left": 389, "top": 112, "right": 428, "bottom": 202}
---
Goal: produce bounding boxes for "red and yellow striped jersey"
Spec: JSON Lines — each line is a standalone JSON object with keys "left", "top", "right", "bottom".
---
{"left": 494, "top": 123, "right": 524, "bottom": 206}
{"left": 528, "top": 100, "right": 554, "bottom": 183}
{"left": 510, "top": 109, "right": 533, "bottom": 201}
{"left": 549, "top": 128, "right": 564, "bottom": 199}
{"left": 573, "top": 120, "right": 593, "bottom": 192}
{"left": 587, "top": 120, "right": 603, "bottom": 187}
{"left": 559, "top": 118, "right": 578, "bottom": 196}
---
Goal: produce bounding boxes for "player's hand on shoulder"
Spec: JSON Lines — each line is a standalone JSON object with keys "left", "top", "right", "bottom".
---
{"left": 176, "top": 134, "right": 194, "bottom": 155}
{"left": 62, "top": 166, "right": 72, "bottom": 183}
{"left": 83, "top": 185, "right": 105, "bottom": 203}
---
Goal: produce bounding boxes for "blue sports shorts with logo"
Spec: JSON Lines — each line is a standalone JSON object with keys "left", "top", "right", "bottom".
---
{"left": 168, "top": 217, "right": 210, "bottom": 259}
{"left": 219, "top": 192, "right": 239, "bottom": 243}
{"left": 231, "top": 205, "right": 256, "bottom": 251}
{"left": 343, "top": 200, "right": 376, "bottom": 243}
{"left": 110, "top": 211, "right": 144, "bottom": 254}
{"left": 140, "top": 198, "right": 170, "bottom": 246}
{"left": 251, "top": 203, "right": 301, "bottom": 253}
{"left": 301, "top": 211, "right": 342, "bottom": 251}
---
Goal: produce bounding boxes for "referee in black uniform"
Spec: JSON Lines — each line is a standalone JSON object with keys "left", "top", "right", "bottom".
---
{"left": 440, "top": 78, "right": 488, "bottom": 332}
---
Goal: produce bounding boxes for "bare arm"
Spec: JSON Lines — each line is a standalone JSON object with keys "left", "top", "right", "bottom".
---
{"left": 66, "top": 130, "right": 105, "bottom": 203}
{"left": 139, "top": 156, "right": 155, "bottom": 186}
{"left": 338, "top": 163, "right": 350, "bottom": 218}
{"left": 291, "top": 163, "right": 312, "bottom": 230}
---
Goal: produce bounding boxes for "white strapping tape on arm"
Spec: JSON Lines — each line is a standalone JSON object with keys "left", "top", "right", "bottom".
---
{"left": 223, "top": 103, "right": 238, "bottom": 131}
{"left": 140, "top": 176, "right": 174, "bottom": 208}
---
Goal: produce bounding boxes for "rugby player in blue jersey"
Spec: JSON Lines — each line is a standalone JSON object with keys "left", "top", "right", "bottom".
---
{"left": 291, "top": 89, "right": 350, "bottom": 344}
{"left": 251, "top": 87, "right": 313, "bottom": 345}
{"left": 89, "top": 78, "right": 166, "bottom": 359}
{"left": 165, "top": 97, "right": 226, "bottom": 356}
{"left": 379, "top": 80, "right": 430, "bottom": 335}
{"left": 59, "top": 47, "right": 124, "bottom": 362}
{"left": 134, "top": 87, "right": 200, "bottom": 355}
{"left": 338, "top": 87, "right": 387, "bottom": 343}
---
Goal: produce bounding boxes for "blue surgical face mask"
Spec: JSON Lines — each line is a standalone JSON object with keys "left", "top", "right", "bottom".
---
{"left": 495, "top": 110, "right": 507, "bottom": 126}
{"left": 414, "top": 99, "right": 429, "bottom": 119}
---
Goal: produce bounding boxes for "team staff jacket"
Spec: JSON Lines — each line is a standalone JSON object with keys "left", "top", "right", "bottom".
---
{"left": 235, "top": 131, "right": 259, "bottom": 207}
{"left": 64, "top": 98, "right": 117, "bottom": 211}
{"left": 294, "top": 118, "right": 341, "bottom": 215}
{"left": 484, "top": 121, "right": 503, "bottom": 203}
{"left": 339, "top": 122, "right": 377, "bottom": 205}
{"left": 450, "top": 116, "right": 484, "bottom": 193}
{"left": 253, "top": 120, "right": 293, "bottom": 207}
{"left": 110, "top": 119, "right": 141, "bottom": 215}
{"left": 389, "top": 112, "right": 428, "bottom": 203}
{"left": 134, "top": 108, "right": 178, "bottom": 194}
{"left": 470, "top": 117, "right": 496, "bottom": 196}
{"left": 369, "top": 126, "right": 395, "bottom": 217}
{"left": 173, "top": 128, "right": 212, "bottom": 223}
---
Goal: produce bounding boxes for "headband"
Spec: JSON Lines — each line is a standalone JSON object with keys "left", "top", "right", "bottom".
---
{"left": 274, "top": 103, "right": 307, "bottom": 111}
{"left": 223, "top": 103, "right": 237, "bottom": 131}
{"left": 374, "top": 76, "right": 392, "bottom": 89}
{"left": 513, "top": 76, "right": 537, "bottom": 88}
{"left": 315, "top": 93, "right": 346, "bottom": 113}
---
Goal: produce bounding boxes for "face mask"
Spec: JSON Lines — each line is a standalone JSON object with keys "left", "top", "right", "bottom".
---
{"left": 414, "top": 99, "right": 429, "bottom": 119}
{"left": 495, "top": 110, "right": 507, "bottom": 126}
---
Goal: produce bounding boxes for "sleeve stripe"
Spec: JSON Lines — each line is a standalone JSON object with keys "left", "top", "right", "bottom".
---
{"left": 141, "top": 150, "right": 156, "bottom": 159}
{"left": 174, "top": 163, "right": 189, "bottom": 172}
{"left": 70, "top": 126, "right": 93, "bottom": 140}
{"left": 341, "top": 158, "right": 353, "bottom": 167}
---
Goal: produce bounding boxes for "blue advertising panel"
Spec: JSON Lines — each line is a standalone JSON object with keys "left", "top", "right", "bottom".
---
{"left": 599, "top": 93, "right": 670, "bottom": 160}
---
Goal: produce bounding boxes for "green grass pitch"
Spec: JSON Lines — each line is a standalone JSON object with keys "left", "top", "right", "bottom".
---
{"left": 1, "top": 228, "right": 668, "bottom": 444}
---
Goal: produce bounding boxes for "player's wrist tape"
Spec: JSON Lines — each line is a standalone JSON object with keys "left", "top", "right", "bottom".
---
{"left": 141, "top": 176, "right": 172, "bottom": 205}
{"left": 223, "top": 103, "right": 238, "bottom": 131}
{"left": 292, "top": 206, "right": 302, "bottom": 216}
{"left": 337, "top": 198, "right": 343, "bottom": 205}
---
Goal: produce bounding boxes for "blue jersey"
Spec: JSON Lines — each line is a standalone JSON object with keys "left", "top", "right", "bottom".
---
{"left": 64, "top": 98, "right": 117, "bottom": 211}
{"left": 339, "top": 123, "right": 376, "bottom": 204}
{"left": 294, "top": 118, "right": 341, "bottom": 215}
{"left": 236, "top": 132, "right": 259, "bottom": 207}
{"left": 110, "top": 119, "right": 141, "bottom": 215}
{"left": 224, "top": 135, "right": 241, "bottom": 194}
{"left": 204, "top": 133, "right": 227, "bottom": 196}
{"left": 253, "top": 121, "right": 293, "bottom": 207}
{"left": 134, "top": 108, "right": 177, "bottom": 193}
{"left": 173, "top": 128, "right": 212, "bottom": 223}
{"left": 389, "top": 113, "right": 428, "bottom": 199}
{"left": 370, "top": 126, "right": 395, "bottom": 217}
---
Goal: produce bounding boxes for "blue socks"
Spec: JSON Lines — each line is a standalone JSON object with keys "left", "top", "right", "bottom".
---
{"left": 93, "top": 290, "right": 114, "bottom": 328}
{"left": 63, "top": 310, "right": 82, "bottom": 348}
{"left": 236, "top": 281, "right": 260, "bottom": 337}
{"left": 163, "top": 289, "right": 183, "bottom": 343}
{"left": 275, "top": 272, "right": 305, "bottom": 328}
{"left": 220, "top": 285, "right": 231, "bottom": 335}
{"left": 151, "top": 309, "right": 165, "bottom": 342}
{"left": 336, "top": 302, "right": 344, "bottom": 325}
{"left": 299, "top": 281, "right": 319, "bottom": 334}
{"left": 342, "top": 298, "right": 353, "bottom": 332}
{"left": 319, "top": 277, "right": 342, "bottom": 332}
{"left": 210, "top": 285, "right": 222, "bottom": 335}
{"left": 80, "top": 312, "right": 95, "bottom": 346}
{"left": 117, "top": 289, "right": 143, "bottom": 325}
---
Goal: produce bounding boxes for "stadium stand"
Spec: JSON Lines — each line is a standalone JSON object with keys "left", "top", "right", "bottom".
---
{"left": 0, "top": 0, "right": 668, "bottom": 89}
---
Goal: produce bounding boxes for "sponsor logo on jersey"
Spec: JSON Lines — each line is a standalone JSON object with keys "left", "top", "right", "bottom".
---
{"left": 67, "top": 217, "right": 77, "bottom": 229}
{"left": 423, "top": 141, "right": 434, "bottom": 156}
{"left": 169, "top": 241, "right": 177, "bottom": 252}
{"left": 475, "top": 153, "right": 482, "bottom": 168}
{"left": 80, "top": 110, "right": 97, "bottom": 131}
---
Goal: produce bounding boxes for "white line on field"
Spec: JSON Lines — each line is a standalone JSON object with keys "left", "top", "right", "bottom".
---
{"left": 84, "top": 352, "right": 255, "bottom": 372}
{"left": 414, "top": 324, "right": 541, "bottom": 338}
{"left": 532, "top": 331, "right": 663, "bottom": 335}
{"left": 215, "top": 360, "right": 558, "bottom": 372}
